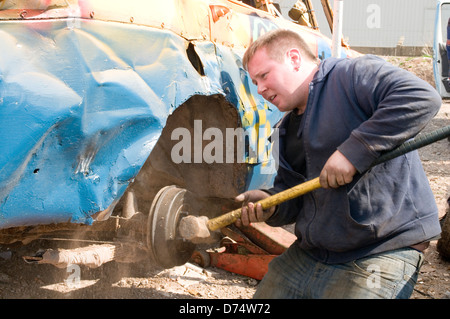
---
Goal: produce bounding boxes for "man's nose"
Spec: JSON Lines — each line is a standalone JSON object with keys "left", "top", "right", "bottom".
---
{"left": 257, "top": 83, "right": 266, "bottom": 95}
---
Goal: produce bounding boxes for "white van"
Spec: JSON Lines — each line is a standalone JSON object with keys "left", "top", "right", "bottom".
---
{"left": 434, "top": 0, "right": 450, "bottom": 97}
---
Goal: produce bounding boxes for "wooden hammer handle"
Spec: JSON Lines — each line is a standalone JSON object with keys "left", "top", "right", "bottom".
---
{"left": 207, "top": 177, "right": 321, "bottom": 231}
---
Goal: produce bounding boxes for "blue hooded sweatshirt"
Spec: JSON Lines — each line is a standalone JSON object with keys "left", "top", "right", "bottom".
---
{"left": 266, "top": 55, "right": 442, "bottom": 264}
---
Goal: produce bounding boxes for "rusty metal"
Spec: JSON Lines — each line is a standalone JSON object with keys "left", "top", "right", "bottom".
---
{"left": 303, "top": 0, "right": 319, "bottom": 30}
{"left": 320, "top": 0, "right": 334, "bottom": 32}
{"left": 192, "top": 224, "right": 295, "bottom": 280}
{"left": 210, "top": 252, "right": 274, "bottom": 280}
{"left": 237, "top": 222, "right": 296, "bottom": 255}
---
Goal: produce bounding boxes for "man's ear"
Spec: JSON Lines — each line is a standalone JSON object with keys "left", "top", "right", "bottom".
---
{"left": 286, "top": 48, "right": 302, "bottom": 71}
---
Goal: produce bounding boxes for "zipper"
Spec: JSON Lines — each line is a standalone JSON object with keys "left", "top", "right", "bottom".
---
{"left": 303, "top": 81, "right": 318, "bottom": 249}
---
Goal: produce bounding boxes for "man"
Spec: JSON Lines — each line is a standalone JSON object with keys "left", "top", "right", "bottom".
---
{"left": 236, "top": 29, "right": 442, "bottom": 299}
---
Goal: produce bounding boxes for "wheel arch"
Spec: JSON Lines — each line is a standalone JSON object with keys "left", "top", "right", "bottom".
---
{"left": 120, "top": 93, "right": 249, "bottom": 219}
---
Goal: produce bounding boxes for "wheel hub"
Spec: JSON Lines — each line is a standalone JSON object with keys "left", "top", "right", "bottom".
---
{"left": 146, "top": 185, "right": 196, "bottom": 268}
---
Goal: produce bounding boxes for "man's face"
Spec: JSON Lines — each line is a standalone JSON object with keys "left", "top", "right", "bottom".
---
{"left": 247, "top": 46, "right": 302, "bottom": 113}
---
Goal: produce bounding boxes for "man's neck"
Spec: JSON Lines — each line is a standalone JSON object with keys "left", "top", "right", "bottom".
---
{"left": 295, "top": 63, "right": 319, "bottom": 114}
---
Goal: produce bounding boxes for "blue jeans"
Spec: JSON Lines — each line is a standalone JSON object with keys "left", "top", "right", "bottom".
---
{"left": 253, "top": 242, "right": 424, "bottom": 299}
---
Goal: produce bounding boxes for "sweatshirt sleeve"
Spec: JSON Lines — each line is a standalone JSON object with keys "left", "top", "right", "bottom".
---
{"left": 337, "top": 55, "right": 441, "bottom": 173}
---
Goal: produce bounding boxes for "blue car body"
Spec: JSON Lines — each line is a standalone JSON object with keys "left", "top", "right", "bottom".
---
{"left": 0, "top": 0, "right": 355, "bottom": 241}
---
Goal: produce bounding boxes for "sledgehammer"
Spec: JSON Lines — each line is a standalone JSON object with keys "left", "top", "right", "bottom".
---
{"left": 179, "top": 125, "right": 450, "bottom": 242}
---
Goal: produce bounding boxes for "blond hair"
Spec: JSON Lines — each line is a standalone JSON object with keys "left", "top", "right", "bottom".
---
{"left": 243, "top": 29, "right": 319, "bottom": 70}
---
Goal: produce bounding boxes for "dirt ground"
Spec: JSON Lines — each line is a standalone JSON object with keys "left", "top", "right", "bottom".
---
{"left": 0, "top": 56, "right": 449, "bottom": 300}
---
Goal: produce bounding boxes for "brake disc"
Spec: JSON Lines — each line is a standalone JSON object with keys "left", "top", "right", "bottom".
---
{"left": 146, "top": 185, "right": 196, "bottom": 268}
